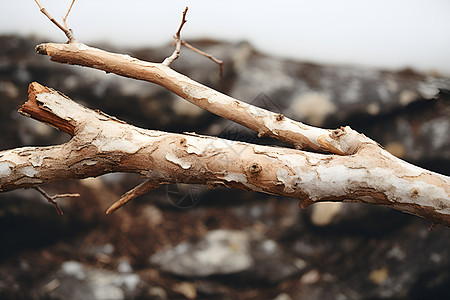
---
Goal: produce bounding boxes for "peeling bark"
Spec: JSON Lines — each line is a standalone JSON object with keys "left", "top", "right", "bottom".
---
{"left": 35, "top": 42, "right": 378, "bottom": 155}
{"left": 0, "top": 83, "right": 448, "bottom": 225}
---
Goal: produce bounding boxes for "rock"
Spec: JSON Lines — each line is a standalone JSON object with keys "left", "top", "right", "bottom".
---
{"left": 150, "top": 229, "right": 253, "bottom": 277}
{"left": 36, "top": 261, "right": 144, "bottom": 300}
{"left": 147, "top": 286, "right": 168, "bottom": 300}
{"left": 288, "top": 220, "right": 450, "bottom": 300}
{"left": 150, "top": 229, "right": 306, "bottom": 284}
{"left": 247, "top": 236, "right": 306, "bottom": 284}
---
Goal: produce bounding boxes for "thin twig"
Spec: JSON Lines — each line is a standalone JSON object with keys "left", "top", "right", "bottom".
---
{"left": 63, "top": 0, "right": 76, "bottom": 30}
{"left": 181, "top": 40, "right": 224, "bottom": 77}
{"left": 162, "top": 7, "right": 224, "bottom": 76}
{"left": 106, "top": 180, "right": 161, "bottom": 215}
{"left": 34, "top": 0, "right": 77, "bottom": 42}
{"left": 32, "top": 186, "right": 80, "bottom": 215}
{"left": 175, "top": 6, "right": 188, "bottom": 38}
{"left": 162, "top": 6, "right": 188, "bottom": 66}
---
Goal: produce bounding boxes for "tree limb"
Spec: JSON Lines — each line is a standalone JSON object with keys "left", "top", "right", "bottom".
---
{"left": 35, "top": 42, "right": 376, "bottom": 155}
{"left": 0, "top": 83, "right": 448, "bottom": 225}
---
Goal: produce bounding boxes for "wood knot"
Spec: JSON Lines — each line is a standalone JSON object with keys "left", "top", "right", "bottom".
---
{"left": 35, "top": 44, "right": 47, "bottom": 55}
{"left": 331, "top": 128, "right": 345, "bottom": 138}
{"left": 409, "top": 188, "right": 419, "bottom": 197}
{"left": 275, "top": 113, "right": 284, "bottom": 121}
{"left": 246, "top": 162, "right": 262, "bottom": 175}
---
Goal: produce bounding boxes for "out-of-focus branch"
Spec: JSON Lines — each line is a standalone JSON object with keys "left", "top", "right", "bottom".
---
{"left": 32, "top": 186, "right": 80, "bottom": 215}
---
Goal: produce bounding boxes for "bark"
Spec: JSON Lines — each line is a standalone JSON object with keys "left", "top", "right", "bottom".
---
{"left": 0, "top": 82, "right": 448, "bottom": 225}
{"left": 35, "top": 42, "right": 377, "bottom": 155}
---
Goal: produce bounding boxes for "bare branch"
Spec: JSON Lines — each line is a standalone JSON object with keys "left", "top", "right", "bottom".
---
{"left": 181, "top": 40, "right": 224, "bottom": 77}
{"left": 63, "top": 0, "right": 76, "bottom": 30}
{"left": 162, "top": 7, "right": 223, "bottom": 76}
{"left": 32, "top": 186, "right": 80, "bottom": 215}
{"left": 106, "top": 179, "right": 162, "bottom": 215}
{"left": 1, "top": 83, "right": 448, "bottom": 225}
{"left": 34, "top": 0, "right": 77, "bottom": 42}
{"left": 35, "top": 42, "right": 375, "bottom": 155}
{"left": 162, "top": 6, "right": 188, "bottom": 66}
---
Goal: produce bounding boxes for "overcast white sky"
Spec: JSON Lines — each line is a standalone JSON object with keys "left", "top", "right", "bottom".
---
{"left": 1, "top": 0, "right": 450, "bottom": 75}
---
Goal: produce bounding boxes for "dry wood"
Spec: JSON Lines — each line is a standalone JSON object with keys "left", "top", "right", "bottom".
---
{"left": 0, "top": 83, "right": 448, "bottom": 225}
{"left": 1, "top": 2, "right": 448, "bottom": 225}
{"left": 35, "top": 42, "right": 376, "bottom": 155}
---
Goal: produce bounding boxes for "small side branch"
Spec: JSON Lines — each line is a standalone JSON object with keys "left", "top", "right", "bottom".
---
{"left": 63, "top": 0, "right": 76, "bottom": 30}
{"left": 162, "top": 7, "right": 223, "bottom": 76}
{"left": 106, "top": 179, "right": 162, "bottom": 215}
{"left": 162, "top": 6, "right": 188, "bottom": 66}
{"left": 32, "top": 186, "right": 80, "bottom": 215}
{"left": 181, "top": 40, "right": 224, "bottom": 77}
{"left": 34, "top": 0, "right": 77, "bottom": 42}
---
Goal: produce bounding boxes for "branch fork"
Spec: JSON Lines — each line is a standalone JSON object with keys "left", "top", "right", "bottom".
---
{"left": 2, "top": 3, "right": 448, "bottom": 225}
{"left": 162, "top": 7, "right": 224, "bottom": 76}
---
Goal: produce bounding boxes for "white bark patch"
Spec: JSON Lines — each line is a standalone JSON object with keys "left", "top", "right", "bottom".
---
{"left": 37, "top": 92, "right": 87, "bottom": 121}
{"left": 220, "top": 173, "right": 248, "bottom": 183}
{"left": 186, "top": 144, "right": 204, "bottom": 155}
{"left": 20, "top": 166, "right": 38, "bottom": 177}
{"left": 30, "top": 155, "right": 45, "bottom": 167}
{"left": 81, "top": 159, "right": 98, "bottom": 166}
{"left": 185, "top": 136, "right": 228, "bottom": 155}
{"left": 276, "top": 168, "right": 295, "bottom": 193}
{"left": 165, "top": 153, "right": 192, "bottom": 169}
{"left": 370, "top": 167, "right": 449, "bottom": 214}
{"left": 92, "top": 136, "right": 138, "bottom": 153}
{"left": 0, "top": 162, "right": 13, "bottom": 177}
{"left": 91, "top": 127, "right": 151, "bottom": 154}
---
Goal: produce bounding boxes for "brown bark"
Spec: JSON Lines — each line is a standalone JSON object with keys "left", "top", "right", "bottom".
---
{"left": 0, "top": 83, "right": 448, "bottom": 225}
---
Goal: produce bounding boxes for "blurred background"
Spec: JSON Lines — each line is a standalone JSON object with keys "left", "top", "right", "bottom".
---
{"left": 0, "top": 1, "right": 449, "bottom": 299}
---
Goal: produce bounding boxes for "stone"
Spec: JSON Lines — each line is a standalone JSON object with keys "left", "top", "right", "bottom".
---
{"left": 36, "top": 261, "right": 143, "bottom": 300}
{"left": 150, "top": 229, "right": 253, "bottom": 277}
{"left": 150, "top": 229, "right": 306, "bottom": 283}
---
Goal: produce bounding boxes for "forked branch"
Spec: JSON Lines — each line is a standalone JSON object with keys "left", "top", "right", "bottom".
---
{"left": 32, "top": 186, "right": 80, "bottom": 215}
{"left": 34, "top": 0, "right": 77, "bottom": 42}
{"left": 0, "top": 83, "right": 448, "bottom": 225}
{"left": 2, "top": 5, "right": 448, "bottom": 225}
{"left": 162, "top": 7, "right": 223, "bottom": 76}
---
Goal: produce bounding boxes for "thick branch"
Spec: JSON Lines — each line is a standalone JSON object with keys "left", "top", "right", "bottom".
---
{"left": 35, "top": 42, "right": 376, "bottom": 155}
{"left": 1, "top": 83, "right": 448, "bottom": 225}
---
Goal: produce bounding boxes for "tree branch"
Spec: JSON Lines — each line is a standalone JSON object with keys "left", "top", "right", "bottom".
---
{"left": 106, "top": 179, "right": 161, "bottom": 215}
{"left": 162, "top": 6, "right": 188, "bottom": 66}
{"left": 32, "top": 186, "right": 80, "bottom": 215}
{"left": 34, "top": 0, "right": 77, "bottom": 42}
{"left": 0, "top": 83, "right": 448, "bottom": 225}
{"left": 35, "top": 42, "right": 375, "bottom": 155}
{"left": 162, "top": 7, "right": 223, "bottom": 76}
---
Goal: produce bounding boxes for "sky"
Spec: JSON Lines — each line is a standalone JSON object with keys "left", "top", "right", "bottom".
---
{"left": 1, "top": 0, "right": 450, "bottom": 75}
